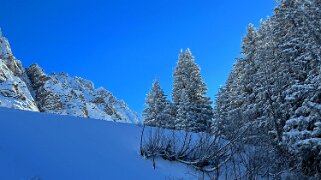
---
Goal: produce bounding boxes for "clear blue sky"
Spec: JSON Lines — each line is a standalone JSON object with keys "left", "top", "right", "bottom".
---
{"left": 0, "top": 0, "right": 277, "bottom": 113}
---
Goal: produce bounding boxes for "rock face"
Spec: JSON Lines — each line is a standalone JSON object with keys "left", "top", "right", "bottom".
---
{"left": 0, "top": 30, "right": 140, "bottom": 123}
{"left": 0, "top": 32, "right": 39, "bottom": 111}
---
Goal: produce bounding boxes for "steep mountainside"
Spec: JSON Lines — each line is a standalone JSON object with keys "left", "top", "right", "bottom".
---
{"left": 0, "top": 30, "right": 140, "bottom": 123}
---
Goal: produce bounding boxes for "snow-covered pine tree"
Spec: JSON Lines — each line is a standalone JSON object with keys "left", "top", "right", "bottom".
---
{"left": 163, "top": 101, "right": 176, "bottom": 129}
{"left": 172, "top": 49, "right": 213, "bottom": 132}
{"left": 215, "top": 0, "right": 321, "bottom": 176}
{"left": 213, "top": 80, "right": 235, "bottom": 137}
{"left": 175, "top": 89, "right": 194, "bottom": 131}
{"left": 172, "top": 49, "right": 186, "bottom": 104}
{"left": 216, "top": 75, "right": 242, "bottom": 138}
{"left": 214, "top": 24, "right": 263, "bottom": 142}
{"left": 280, "top": 0, "right": 321, "bottom": 175}
{"left": 143, "top": 80, "right": 173, "bottom": 128}
{"left": 253, "top": 17, "right": 288, "bottom": 144}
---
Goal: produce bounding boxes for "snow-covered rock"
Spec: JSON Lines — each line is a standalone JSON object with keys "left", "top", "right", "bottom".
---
{"left": 0, "top": 32, "right": 39, "bottom": 111}
{"left": 27, "top": 64, "right": 141, "bottom": 123}
{"left": 0, "top": 30, "right": 141, "bottom": 124}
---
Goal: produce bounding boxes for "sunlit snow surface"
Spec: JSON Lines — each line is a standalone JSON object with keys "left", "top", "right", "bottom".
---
{"left": 0, "top": 108, "right": 196, "bottom": 179}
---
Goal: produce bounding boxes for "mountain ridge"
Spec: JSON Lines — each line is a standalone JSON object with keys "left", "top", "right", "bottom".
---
{"left": 0, "top": 30, "right": 141, "bottom": 123}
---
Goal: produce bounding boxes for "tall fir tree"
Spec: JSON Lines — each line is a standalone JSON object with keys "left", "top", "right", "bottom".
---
{"left": 143, "top": 80, "right": 173, "bottom": 128}
{"left": 175, "top": 89, "right": 194, "bottom": 130}
{"left": 280, "top": 0, "right": 321, "bottom": 175}
{"left": 173, "top": 49, "right": 213, "bottom": 132}
{"left": 214, "top": 24, "right": 263, "bottom": 142}
{"left": 215, "top": 0, "right": 321, "bottom": 175}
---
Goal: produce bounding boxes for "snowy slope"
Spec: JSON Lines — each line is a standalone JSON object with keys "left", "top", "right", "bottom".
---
{"left": 0, "top": 108, "right": 195, "bottom": 179}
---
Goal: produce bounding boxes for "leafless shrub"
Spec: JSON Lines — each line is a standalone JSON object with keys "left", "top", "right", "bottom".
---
{"left": 140, "top": 127, "right": 238, "bottom": 179}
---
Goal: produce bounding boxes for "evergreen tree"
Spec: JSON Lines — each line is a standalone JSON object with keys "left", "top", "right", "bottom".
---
{"left": 163, "top": 101, "right": 176, "bottom": 129}
{"left": 175, "top": 89, "right": 194, "bottom": 130}
{"left": 173, "top": 49, "right": 213, "bottom": 132}
{"left": 212, "top": 87, "right": 228, "bottom": 134}
{"left": 215, "top": 0, "right": 321, "bottom": 175}
{"left": 280, "top": 0, "right": 321, "bottom": 175}
{"left": 143, "top": 80, "right": 173, "bottom": 128}
{"left": 215, "top": 24, "right": 263, "bottom": 142}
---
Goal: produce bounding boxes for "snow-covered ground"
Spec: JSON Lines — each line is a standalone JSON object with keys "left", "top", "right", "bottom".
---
{"left": 0, "top": 108, "right": 197, "bottom": 180}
